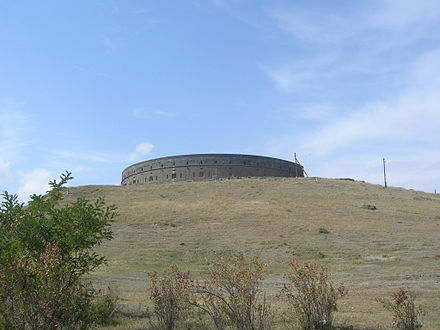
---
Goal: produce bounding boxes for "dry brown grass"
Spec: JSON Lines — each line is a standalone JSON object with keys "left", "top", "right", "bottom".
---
{"left": 65, "top": 177, "right": 440, "bottom": 329}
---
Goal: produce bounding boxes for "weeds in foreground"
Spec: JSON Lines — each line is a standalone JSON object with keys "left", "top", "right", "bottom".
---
{"left": 91, "top": 286, "right": 120, "bottom": 326}
{"left": 279, "top": 259, "right": 348, "bottom": 329}
{"left": 192, "top": 254, "right": 273, "bottom": 329}
{"left": 148, "top": 265, "right": 192, "bottom": 330}
{"left": 378, "top": 289, "right": 423, "bottom": 329}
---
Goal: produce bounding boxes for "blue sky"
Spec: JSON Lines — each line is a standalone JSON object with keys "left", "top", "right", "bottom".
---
{"left": 1, "top": 0, "right": 440, "bottom": 200}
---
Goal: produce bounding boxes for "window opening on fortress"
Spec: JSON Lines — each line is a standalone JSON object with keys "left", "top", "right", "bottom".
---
{"left": 155, "top": 176, "right": 157, "bottom": 180}
{"left": 149, "top": 176, "right": 153, "bottom": 181}
{"left": 180, "top": 173, "right": 183, "bottom": 178}
{"left": 166, "top": 174, "right": 169, "bottom": 179}
{"left": 172, "top": 173, "right": 176, "bottom": 179}
{"left": 199, "top": 172, "right": 204, "bottom": 177}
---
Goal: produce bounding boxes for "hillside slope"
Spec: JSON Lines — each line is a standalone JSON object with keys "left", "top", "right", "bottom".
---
{"left": 66, "top": 177, "right": 440, "bottom": 328}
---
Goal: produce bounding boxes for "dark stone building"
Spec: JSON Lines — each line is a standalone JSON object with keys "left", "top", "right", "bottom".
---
{"left": 121, "top": 154, "right": 304, "bottom": 185}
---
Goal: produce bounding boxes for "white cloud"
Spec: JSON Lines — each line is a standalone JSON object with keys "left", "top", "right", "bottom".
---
{"left": 262, "top": 3, "right": 440, "bottom": 192}
{"left": 302, "top": 47, "right": 440, "bottom": 156}
{"left": 269, "top": 1, "right": 440, "bottom": 46}
{"left": 0, "top": 109, "right": 31, "bottom": 158}
{"left": 267, "top": 68, "right": 440, "bottom": 192}
{"left": 0, "top": 158, "right": 11, "bottom": 182}
{"left": 370, "top": 0, "right": 440, "bottom": 30}
{"left": 260, "top": 54, "right": 338, "bottom": 93}
{"left": 127, "top": 141, "right": 155, "bottom": 161}
{"left": 131, "top": 108, "right": 174, "bottom": 118}
{"left": 269, "top": 8, "right": 351, "bottom": 45}
{"left": 136, "top": 142, "right": 154, "bottom": 155}
{"left": 51, "top": 150, "right": 114, "bottom": 163}
{"left": 0, "top": 102, "right": 33, "bottom": 189}
{"left": 17, "top": 168, "right": 53, "bottom": 201}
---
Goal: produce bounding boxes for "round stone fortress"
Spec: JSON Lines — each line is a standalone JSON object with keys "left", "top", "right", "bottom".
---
{"left": 121, "top": 154, "right": 304, "bottom": 185}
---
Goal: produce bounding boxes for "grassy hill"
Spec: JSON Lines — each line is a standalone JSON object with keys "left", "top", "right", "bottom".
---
{"left": 66, "top": 177, "right": 440, "bottom": 329}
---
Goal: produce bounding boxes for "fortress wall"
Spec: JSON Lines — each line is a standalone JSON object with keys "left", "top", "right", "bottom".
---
{"left": 121, "top": 154, "right": 303, "bottom": 185}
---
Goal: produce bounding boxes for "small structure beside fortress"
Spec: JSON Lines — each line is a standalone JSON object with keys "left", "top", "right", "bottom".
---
{"left": 121, "top": 154, "right": 304, "bottom": 185}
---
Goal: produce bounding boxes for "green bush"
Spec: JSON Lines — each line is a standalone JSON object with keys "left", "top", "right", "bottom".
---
{"left": 90, "top": 286, "right": 120, "bottom": 326}
{"left": 0, "top": 172, "right": 117, "bottom": 329}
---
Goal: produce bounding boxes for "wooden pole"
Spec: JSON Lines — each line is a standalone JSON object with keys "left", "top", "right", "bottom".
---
{"left": 383, "top": 158, "right": 387, "bottom": 188}
{"left": 294, "top": 153, "right": 298, "bottom": 177}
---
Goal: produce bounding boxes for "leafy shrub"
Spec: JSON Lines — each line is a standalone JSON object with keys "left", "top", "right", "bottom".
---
{"left": 0, "top": 172, "right": 117, "bottom": 329}
{"left": 148, "top": 265, "right": 192, "bottom": 330}
{"left": 279, "top": 259, "right": 347, "bottom": 329}
{"left": 378, "top": 289, "right": 423, "bottom": 329}
{"left": 192, "top": 253, "right": 273, "bottom": 330}
{"left": 90, "top": 286, "right": 120, "bottom": 326}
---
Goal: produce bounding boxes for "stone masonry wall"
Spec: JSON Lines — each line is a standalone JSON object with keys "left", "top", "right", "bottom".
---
{"left": 121, "top": 154, "right": 304, "bottom": 185}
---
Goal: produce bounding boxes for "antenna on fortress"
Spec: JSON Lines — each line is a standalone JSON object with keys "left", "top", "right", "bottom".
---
{"left": 383, "top": 158, "right": 387, "bottom": 188}
{"left": 294, "top": 152, "right": 309, "bottom": 178}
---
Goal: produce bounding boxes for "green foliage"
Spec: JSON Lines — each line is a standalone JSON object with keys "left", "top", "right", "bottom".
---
{"left": 378, "top": 289, "right": 423, "bottom": 329}
{"left": 192, "top": 254, "right": 273, "bottom": 330}
{"left": 0, "top": 171, "right": 117, "bottom": 329}
{"left": 280, "top": 259, "right": 348, "bottom": 330}
{"left": 148, "top": 265, "right": 192, "bottom": 330}
{"left": 90, "top": 286, "right": 120, "bottom": 326}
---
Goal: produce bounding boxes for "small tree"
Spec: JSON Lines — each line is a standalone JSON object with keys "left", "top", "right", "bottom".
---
{"left": 193, "top": 254, "right": 273, "bottom": 330}
{"left": 148, "top": 265, "right": 193, "bottom": 330}
{"left": 0, "top": 171, "right": 117, "bottom": 329}
{"left": 379, "top": 289, "right": 423, "bottom": 329}
{"left": 280, "top": 259, "right": 347, "bottom": 330}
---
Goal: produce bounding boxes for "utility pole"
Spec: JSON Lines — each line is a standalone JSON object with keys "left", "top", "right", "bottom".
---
{"left": 383, "top": 158, "right": 387, "bottom": 188}
{"left": 294, "top": 152, "right": 308, "bottom": 178}
{"left": 294, "top": 153, "right": 298, "bottom": 177}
